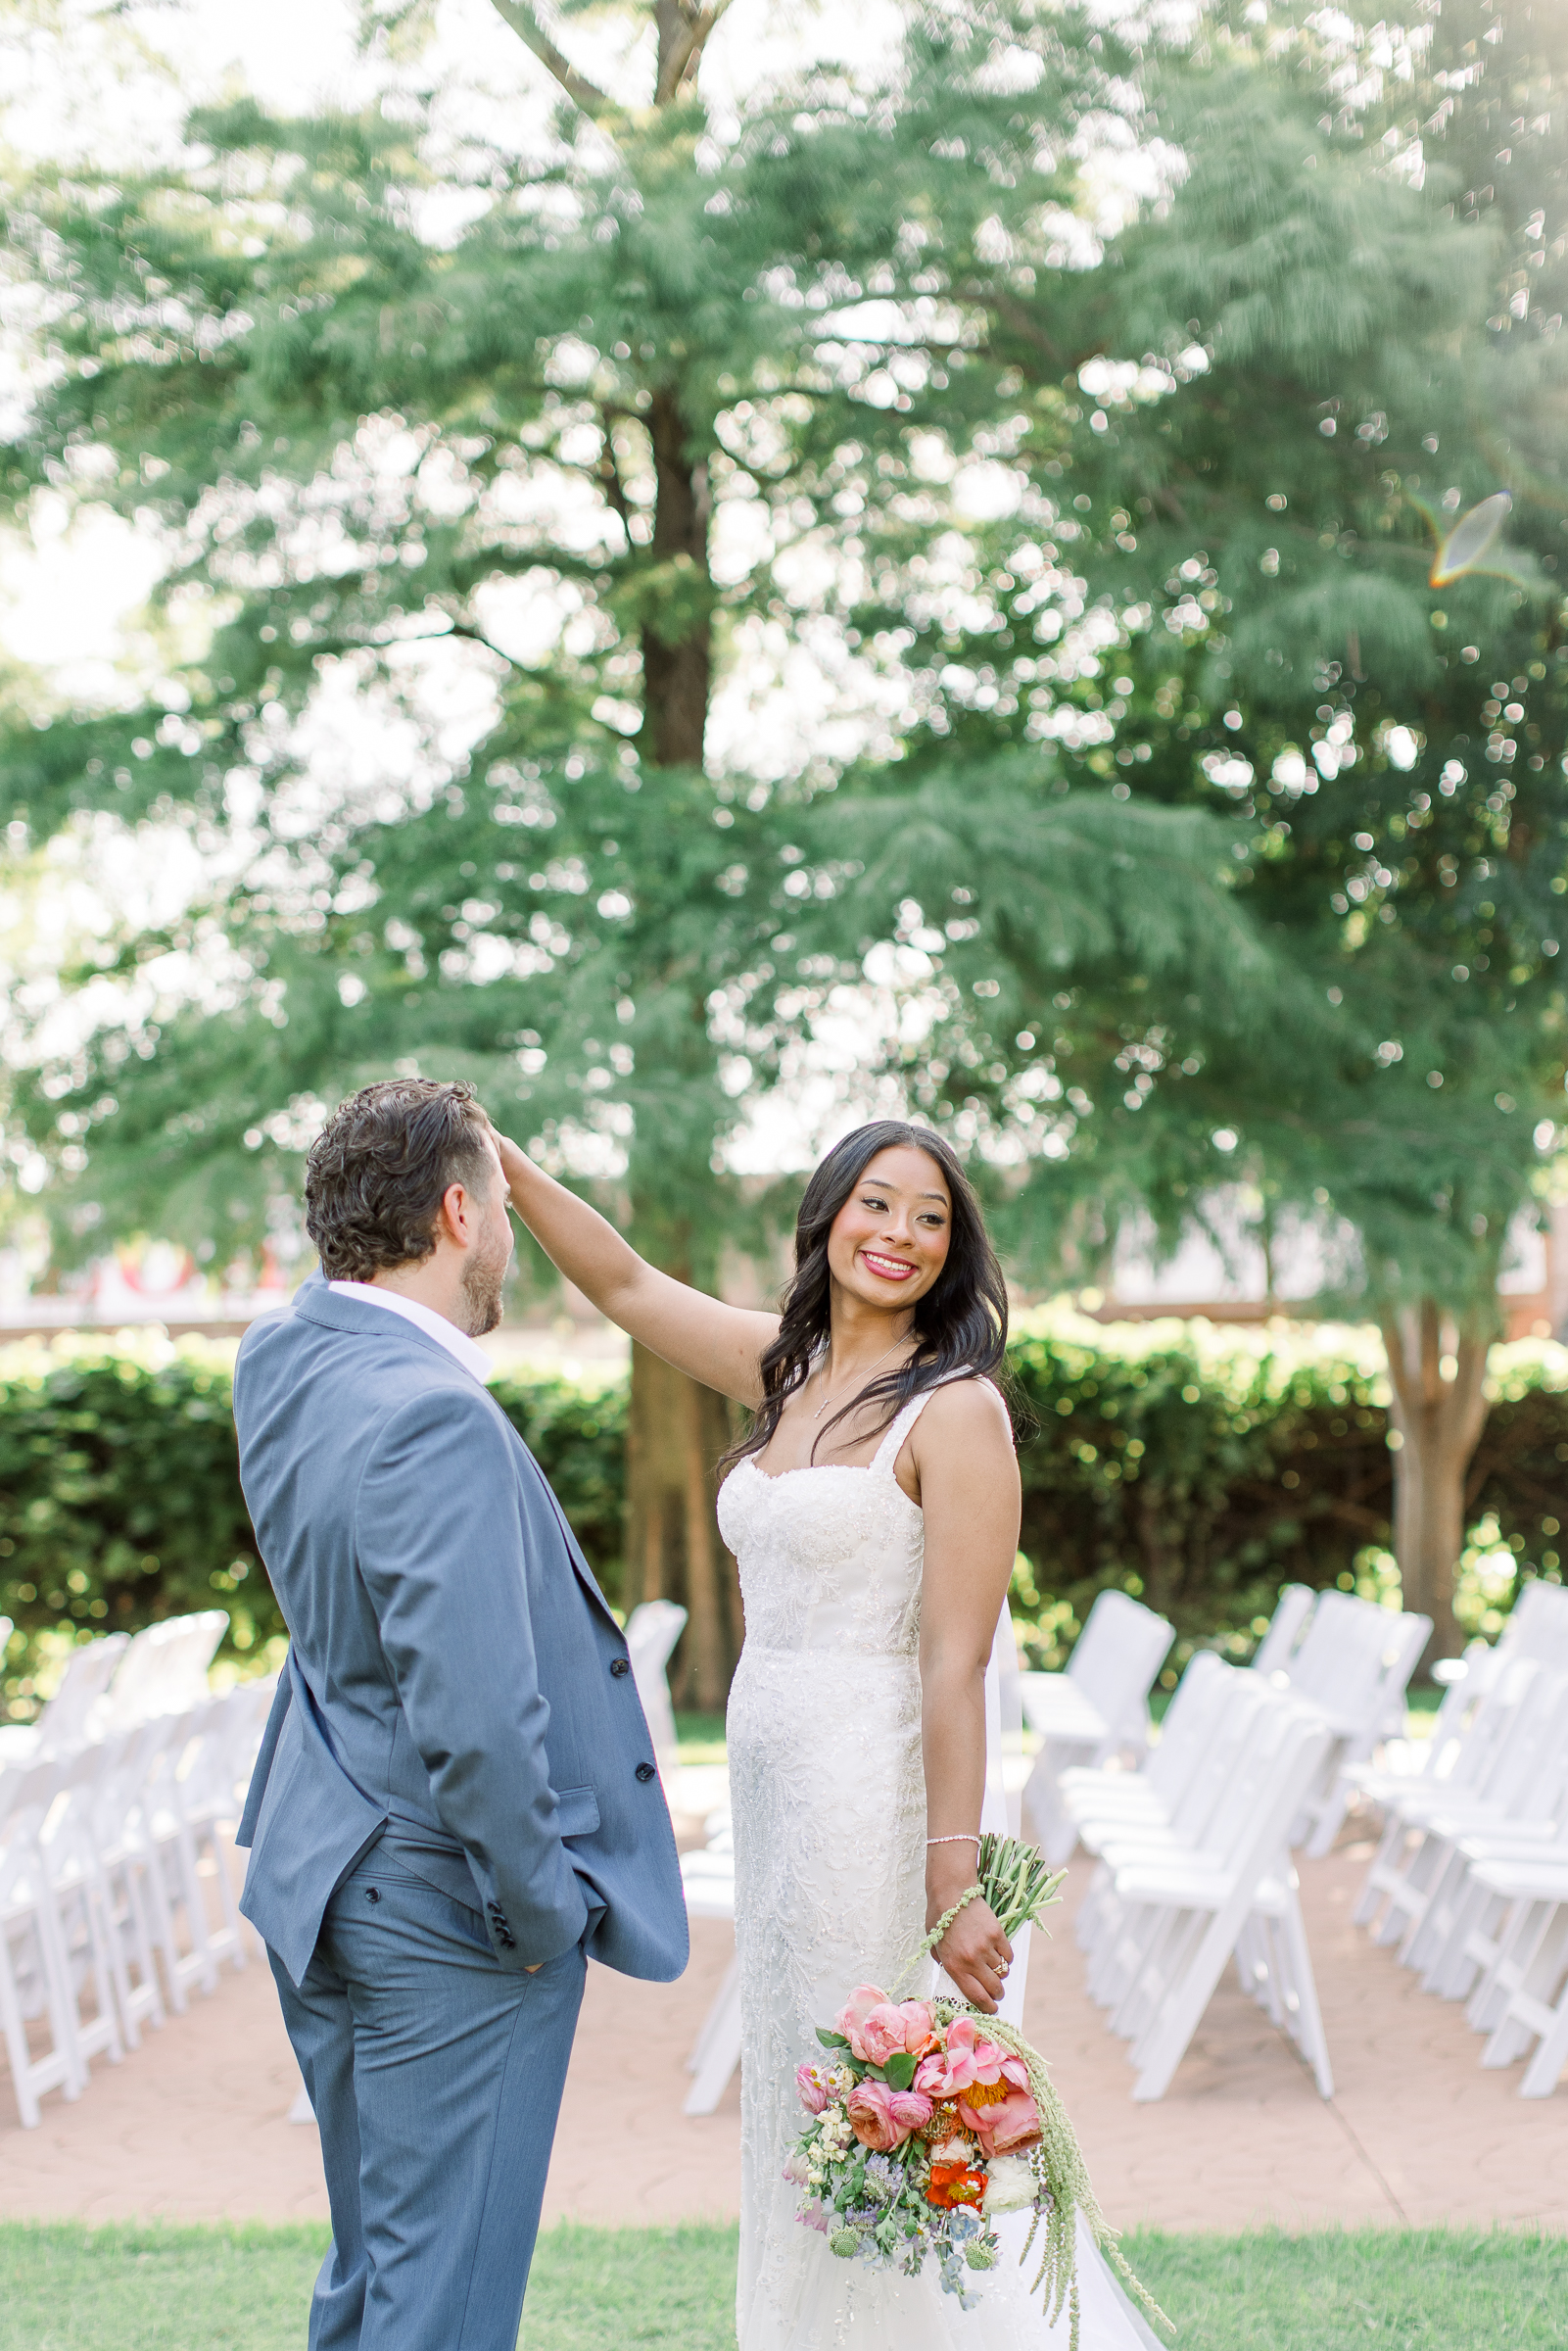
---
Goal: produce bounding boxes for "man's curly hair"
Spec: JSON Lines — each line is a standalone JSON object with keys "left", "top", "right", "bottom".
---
{"left": 305, "top": 1080, "right": 495, "bottom": 1282}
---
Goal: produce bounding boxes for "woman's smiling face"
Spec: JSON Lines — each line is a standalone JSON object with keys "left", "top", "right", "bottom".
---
{"left": 826, "top": 1146, "right": 952, "bottom": 1314}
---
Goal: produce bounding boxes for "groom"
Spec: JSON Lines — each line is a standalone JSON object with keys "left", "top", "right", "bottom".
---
{"left": 233, "top": 1079, "right": 688, "bottom": 2350}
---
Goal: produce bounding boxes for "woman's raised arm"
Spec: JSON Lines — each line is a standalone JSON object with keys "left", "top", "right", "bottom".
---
{"left": 490, "top": 1127, "right": 777, "bottom": 1407}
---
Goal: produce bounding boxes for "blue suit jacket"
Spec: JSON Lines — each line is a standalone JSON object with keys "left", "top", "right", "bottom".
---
{"left": 231, "top": 1275, "right": 688, "bottom": 1989}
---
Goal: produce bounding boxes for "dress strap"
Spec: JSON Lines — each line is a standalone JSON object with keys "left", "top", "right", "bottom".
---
{"left": 870, "top": 1370, "right": 971, "bottom": 1474}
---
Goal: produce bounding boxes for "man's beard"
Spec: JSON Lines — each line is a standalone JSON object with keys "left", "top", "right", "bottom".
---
{"left": 459, "top": 1232, "right": 509, "bottom": 1337}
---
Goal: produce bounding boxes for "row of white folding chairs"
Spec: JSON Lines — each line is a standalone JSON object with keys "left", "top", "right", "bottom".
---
{"left": 1022, "top": 1579, "right": 1405, "bottom": 1871}
{"left": 1067, "top": 1668, "right": 1334, "bottom": 2099}
{"left": 1349, "top": 1579, "right": 1568, "bottom": 2096}
{"left": 0, "top": 1612, "right": 231, "bottom": 1771}
{"left": 0, "top": 1678, "right": 272, "bottom": 2127}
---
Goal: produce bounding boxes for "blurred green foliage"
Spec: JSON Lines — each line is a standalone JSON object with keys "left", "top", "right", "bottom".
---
{"left": 5, "top": 1328, "right": 1566, "bottom": 1718}
{"left": 0, "top": 1346, "right": 625, "bottom": 1720}
{"left": 1008, "top": 1328, "right": 1568, "bottom": 1679}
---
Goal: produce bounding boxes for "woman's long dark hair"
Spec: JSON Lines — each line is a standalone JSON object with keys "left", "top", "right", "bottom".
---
{"left": 725, "top": 1120, "right": 1010, "bottom": 1471}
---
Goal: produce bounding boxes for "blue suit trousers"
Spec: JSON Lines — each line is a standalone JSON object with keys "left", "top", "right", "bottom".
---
{"left": 271, "top": 1850, "right": 587, "bottom": 2351}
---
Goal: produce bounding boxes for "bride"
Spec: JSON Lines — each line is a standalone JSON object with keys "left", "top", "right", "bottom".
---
{"left": 495, "top": 1117, "right": 1159, "bottom": 2348}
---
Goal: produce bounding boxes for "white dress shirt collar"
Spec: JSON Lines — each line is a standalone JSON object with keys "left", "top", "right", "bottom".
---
{"left": 327, "top": 1280, "right": 493, "bottom": 1384}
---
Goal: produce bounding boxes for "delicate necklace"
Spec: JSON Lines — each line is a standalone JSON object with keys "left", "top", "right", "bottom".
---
{"left": 810, "top": 1337, "right": 907, "bottom": 1421}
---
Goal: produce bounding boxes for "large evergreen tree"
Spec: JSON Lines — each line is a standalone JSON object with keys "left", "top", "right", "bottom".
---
{"left": 854, "top": 0, "right": 1568, "bottom": 1654}
{"left": 0, "top": 0, "right": 1271, "bottom": 1699}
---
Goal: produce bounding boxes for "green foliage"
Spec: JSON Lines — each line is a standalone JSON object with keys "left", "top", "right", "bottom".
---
{"left": 1005, "top": 1319, "right": 1568, "bottom": 1671}
{"left": 9, "top": 1322, "right": 1568, "bottom": 1719}
{"left": 0, "top": 1342, "right": 625, "bottom": 1719}
{"left": 0, "top": 0, "right": 1283, "bottom": 1281}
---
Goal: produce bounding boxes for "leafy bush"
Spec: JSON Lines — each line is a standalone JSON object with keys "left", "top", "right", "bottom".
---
{"left": 0, "top": 1340, "right": 624, "bottom": 1721}
{"left": 4, "top": 1318, "right": 1565, "bottom": 1718}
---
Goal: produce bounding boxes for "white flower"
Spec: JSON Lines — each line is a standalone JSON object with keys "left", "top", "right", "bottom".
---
{"left": 982, "top": 2155, "right": 1038, "bottom": 2216}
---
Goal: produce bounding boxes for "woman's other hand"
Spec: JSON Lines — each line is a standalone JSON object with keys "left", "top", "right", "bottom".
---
{"left": 929, "top": 1884, "right": 1013, "bottom": 2015}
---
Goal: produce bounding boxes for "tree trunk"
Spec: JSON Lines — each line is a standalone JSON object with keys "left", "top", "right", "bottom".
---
{"left": 641, "top": 383, "right": 711, "bottom": 766}
{"left": 619, "top": 370, "right": 734, "bottom": 1701}
{"left": 626, "top": 1339, "right": 739, "bottom": 1710}
{"left": 1380, "top": 1301, "right": 1493, "bottom": 1664}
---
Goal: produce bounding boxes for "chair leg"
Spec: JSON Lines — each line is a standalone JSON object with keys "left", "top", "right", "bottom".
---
{"left": 684, "top": 1962, "right": 742, "bottom": 2116}
{"left": 1276, "top": 1878, "right": 1334, "bottom": 2099}
{"left": 686, "top": 1950, "right": 739, "bottom": 2075}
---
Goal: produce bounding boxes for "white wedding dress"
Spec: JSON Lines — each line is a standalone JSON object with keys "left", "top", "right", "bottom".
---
{"left": 719, "top": 1383, "right": 1162, "bottom": 2351}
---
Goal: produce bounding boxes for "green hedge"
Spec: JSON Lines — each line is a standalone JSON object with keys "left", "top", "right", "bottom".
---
{"left": 1006, "top": 1320, "right": 1568, "bottom": 1677}
{"left": 3, "top": 1321, "right": 1565, "bottom": 1717}
{"left": 0, "top": 1343, "right": 624, "bottom": 1720}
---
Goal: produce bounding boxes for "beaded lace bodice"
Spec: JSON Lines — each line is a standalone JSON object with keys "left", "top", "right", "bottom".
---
{"left": 717, "top": 1444, "right": 925, "bottom": 1660}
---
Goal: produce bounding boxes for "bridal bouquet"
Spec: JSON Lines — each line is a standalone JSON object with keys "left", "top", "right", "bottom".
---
{"left": 784, "top": 1834, "right": 1168, "bottom": 2348}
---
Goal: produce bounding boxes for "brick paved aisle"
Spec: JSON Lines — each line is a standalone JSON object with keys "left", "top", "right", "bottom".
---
{"left": 1, "top": 1840, "right": 1564, "bottom": 2232}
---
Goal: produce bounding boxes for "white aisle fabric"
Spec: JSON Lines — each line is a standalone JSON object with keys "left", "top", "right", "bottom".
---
{"left": 720, "top": 1384, "right": 1160, "bottom": 2351}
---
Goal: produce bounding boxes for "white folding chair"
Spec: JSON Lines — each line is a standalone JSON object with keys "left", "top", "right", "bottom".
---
{"left": 1468, "top": 1866, "right": 1568, "bottom": 2096}
{"left": 1020, "top": 1592, "right": 1173, "bottom": 1848}
{"left": 1251, "top": 1584, "right": 1314, "bottom": 1676}
{"left": 1354, "top": 1655, "right": 1544, "bottom": 1935}
{"left": 30, "top": 1634, "right": 131, "bottom": 1756}
{"left": 624, "top": 1601, "right": 688, "bottom": 1788}
{"left": 1092, "top": 1699, "right": 1334, "bottom": 2101}
{"left": 101, "top": 1612, "right": 227, "bottom": 1734}
{"left": 1033, "top": 1650, "right": 1228, "bottom": 1869}
{"left": 1294, "top": 1607, "right": 1433, "bottom": 1857}
{"left": 0, "top": 1758, "right": 85, "bottom": 2126}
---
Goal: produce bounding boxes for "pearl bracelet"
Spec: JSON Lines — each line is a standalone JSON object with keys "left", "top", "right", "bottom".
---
{"left": 926, "top": 1833, "right": 981, "bottom": 1848}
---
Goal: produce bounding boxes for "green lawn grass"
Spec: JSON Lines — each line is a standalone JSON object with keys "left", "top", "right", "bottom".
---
{"left": 0, "top": 2219, "right": 1562, "bottom": 2348}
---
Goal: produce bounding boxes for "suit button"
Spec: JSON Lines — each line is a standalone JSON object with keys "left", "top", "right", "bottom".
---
{"left": 610, "top": 1656, "right": 631, "bottom": 1678}
{"left": 635, "top": 1761, "right": 656, "bottom": 1783}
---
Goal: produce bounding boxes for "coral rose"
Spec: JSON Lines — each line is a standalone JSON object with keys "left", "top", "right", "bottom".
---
{"left": 959, "top": 2085, "right": 1042, "bottom": 2158}
{"left": 895, "top": 1998, "right": 939, "bottom": 2057}
{"left": 846, "top": 2080, "right": 931, "bottom": 2151}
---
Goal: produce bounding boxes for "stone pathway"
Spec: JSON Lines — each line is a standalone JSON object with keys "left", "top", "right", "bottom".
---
{"left": 1, "top": 1837, "right": 1563, "bottom": 2233}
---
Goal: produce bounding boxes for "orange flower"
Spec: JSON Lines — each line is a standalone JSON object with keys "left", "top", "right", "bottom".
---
{"left": 927, "top": 2156, "right": 988, "bottom": 2211}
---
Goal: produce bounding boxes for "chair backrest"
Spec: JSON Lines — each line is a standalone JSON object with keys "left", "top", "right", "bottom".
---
{"left": 625, "top": 1600, "right": 687, "bottom": 1781}
{"left": 1198, "top": 1691, "right": 1328, "bottom": 1872}
{"left": 1474, "top": 1666, "right": 1568, "bottom": 1822}
{"left": 1281, "top": 1591, "right": 1397, "bottom": 1726}
{"left": 1252, "top": 1585, "right": 1314, "bottom": 1677}
{"left": 0, "top": 1615, "right": 11, "bottom": 1655}
{"left": 1365, "top": 1610, "right": 1435, "bottom": 1741}
{"left": 1066, "top": 1589, "right": 1174, "bottom": 1733}
{"left": 1144, "top": 1650, "right": 1228, "bottom": 1803}
{"left": 32, "top": 1633, "right": 130, "bottom": 1756}
{"left": 1166, "top": 1669, "right": 1274, "bottom": 1848}
{"left": 1446, "top": 1655, "right": 1544, "bottom": 1796}
{"left": 1499, "top": 1580, "right": 1568, "bottom": 1670}
{"left": 101, "top": 1611, "right": 228, "bottom": 1732}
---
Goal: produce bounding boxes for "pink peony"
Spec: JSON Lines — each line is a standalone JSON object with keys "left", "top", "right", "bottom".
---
{"left": 846, "top": 2079, "right": 932, "bottom": 2151}
{"left": 834, "top": 1984, "right": 893, "bottom": 2055}
{"left": 795, "top": 2062, "right": 832, "bottom": 2114}
{"left": 959, "top": 2085, "right": 1042, "bottom": 2158}
{"left": 855, "top": 2003, "right": 912, "bottom": 2066}
{"left": 916, "top": 2014, "right": 1030, "bottom": 2101}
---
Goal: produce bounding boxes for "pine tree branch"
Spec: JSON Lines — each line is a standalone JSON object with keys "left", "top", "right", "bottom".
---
{"left": 486, "top": 0, "right": 615, "bottom": 120}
